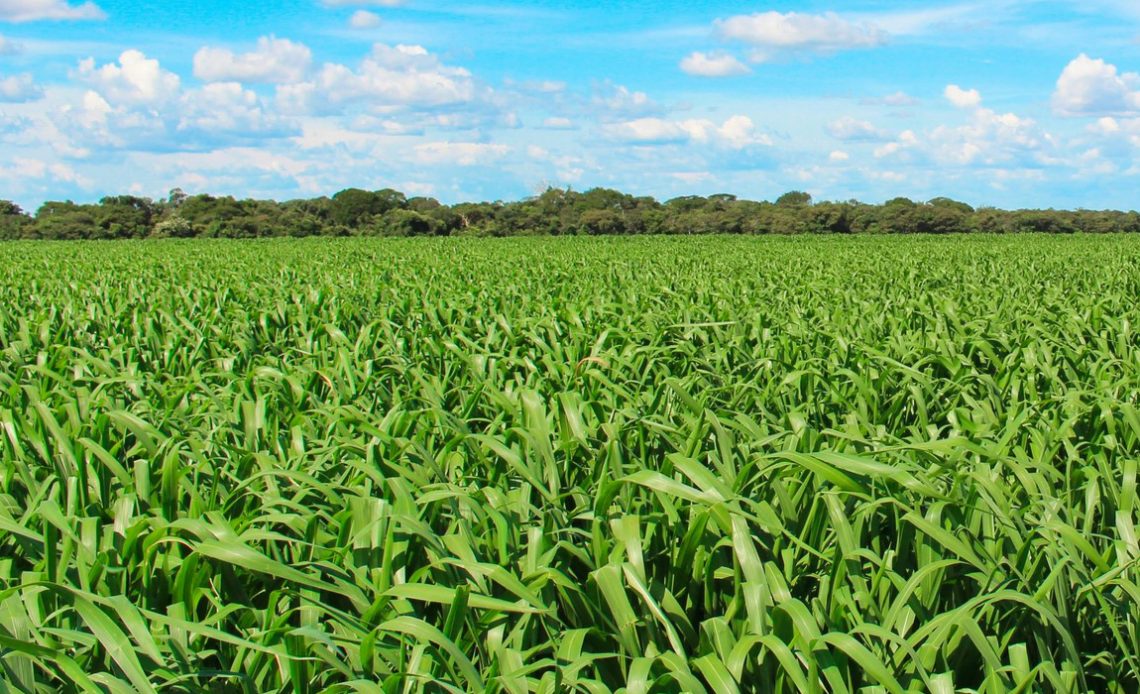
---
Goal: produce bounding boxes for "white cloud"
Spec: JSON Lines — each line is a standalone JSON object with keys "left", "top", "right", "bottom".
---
{"left": 290, "top": 118, "right": 405, "bottom": 152}
{"left": 51, "top": 48, "right": 298, "bottom": 154}
{"left": 59, "top": 87, "right": 169, "bottom": 150}
{"left": 77, "top": 50, "right": 180, "bottom": 106}
{"left": 0, "top": 35, "right": 20, "bottom": 54}
{"left": 0, "top": 0, "right": 104, "bottom": 21}
{"left": 859, "top": 4, "right": 980, "bottom": 36}
{"left": 680, "top": 51, "right": 750, "bottom": 77}
{"left": 0, "top": 73, "right": 41, "bottom": 102}
{"left": 77, "top": 89, "right": 110, "bottom": 126}
{"left": 927, "top": 108, "right": 1048, "bottom": 166}
{"left": 861, "top": 91, "right": 919, "bottom": 107}
{"left": 541, "top": 117, "right": 574, "bottom": 129}
{"left": 1075, "top": 147, "right": 1117, "bottom": 176}
{"left": 1090, "top": 116, "right": 1121, "bottom": 135}
{"left": 880, "top": 91, "right": 919, "bottom": 106}
{"left": 605, "top": 117, "right": 686, "bottom": 144}
{"left": 945, "top": 84, "right": 982, "bottom": 109}
{"left": 829, "top": 150, "right": 850, "bottom": 162}
{"left": 194, "top": 36, "right": 312, "bottom": 85}
{"left": 349, "top": 10, "right": 381, "bottom": 28}
{"left": 874, "top": 130, "right": 920, "bottom": 159}
{"left": 0, "top": 157, "right": 88, "bottom": 187}
{"left": 605, "top": 115, "right": 770, "bottom": 149}
{"left": 592, "top": 83, "right": 658, "bottom": 117}
{"left": 513, "top": 79, "right": 565, "bottom": 94}
{"left": 716, "top": 11, "right": 886, "bottom": 61}
{"left": 827, "top": 116, "right": 889, "bottom": 141}
{"left": 400, "top": 181, "right": 435, "bottom": 195}
{"left": 178, "top": 82, "right": 289, "bottom": 137}
{"left": 1082, "top": 115, "right": 1140, "bottom": 156}
{"left": 413, "top": 142, "right": 509, "bottom": 166}
{"left": 671, "top": 171, "right": 712, "bottom": 184}
{"left": 287, "top": 43, "right": 477, "bottom": 112}
{"left": 133, "top": 147, "right": 313, "bottom": 187}
{"left": 1053, "top": 54, "right": 1140, "bottom": 116}
{"left": 718, "top": 115, "right": 768, "bottom": 148}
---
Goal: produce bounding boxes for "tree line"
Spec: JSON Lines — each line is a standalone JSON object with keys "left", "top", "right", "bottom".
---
{"left": 2, "top": 187, "right": 1140, "bottom": 240}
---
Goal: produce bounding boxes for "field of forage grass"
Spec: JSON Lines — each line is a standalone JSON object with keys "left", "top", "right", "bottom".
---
{"left": 2, "top": 235, "right": 1140, "bottom": 692}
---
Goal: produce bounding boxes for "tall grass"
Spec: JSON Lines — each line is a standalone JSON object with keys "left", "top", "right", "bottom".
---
{"left": 1, "top": 235, "right": 1139, "bottom": 691}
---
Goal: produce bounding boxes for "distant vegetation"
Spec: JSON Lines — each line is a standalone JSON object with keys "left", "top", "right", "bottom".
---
{"left": 3, "top": 188, "right": 1140, "bottom": 239}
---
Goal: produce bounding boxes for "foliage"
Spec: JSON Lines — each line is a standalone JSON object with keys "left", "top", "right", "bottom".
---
{"left": 7, "top": 187, "right": 1140, "bottom": 240}
{"left": 1, "top": 236, "right": 1139, "bottom": 691}
{"left": 0, "top": 201, "right": 28, "bottom": 240}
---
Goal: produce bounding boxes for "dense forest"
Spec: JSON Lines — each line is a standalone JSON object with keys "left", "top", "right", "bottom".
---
{"left": 2, "top": 187, "right": 1139, "bottom": 240}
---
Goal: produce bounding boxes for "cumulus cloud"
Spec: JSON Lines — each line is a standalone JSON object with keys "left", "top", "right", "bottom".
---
{"left": 1053, "top": 54, "right": 1140, "bottom": 116}
{"left": 945, "top": 84, "right": 982, "bottom": 109}
{"left": 413, "top": 141, "right": 509, "bottom": 166}
{"left": 194, "top": 36, "right": 312, "bottom": 85}
{"left": 1080, "top": 116, "right": 1140, "bottom": 158}
{"left": 0, "top": 0, "right": 103, "bottom": 21}
{"left": 680, "top": 51, "right": 750, "bottom": 77}
{"left": 77, "top": 50, "right": 180, "bottom": 106}
{"left": 874, "top": 130, "right": 920, "bottom": 159}
{"left": 53, "top": 48, "right": 300, "bottom": 154}
{"left": 604, "top": 117, "right": 685, "bottom": 144}
{"left": 178, "top": 82, "right": 290, "bottom": 137}
{"left": 592, "top": 83, "right": 659, "bottom": 117}
{"left": 929, "top": 108, "right": 1046, "bottom": 165}
{"left": 605, "top": 115, "right": 771, "bottom": 149}
{"left": 829, "top": 150, "right": 850, "bottom": 162}
{"left": 0, "top": 73, "right": 41, "bottom": 102}
{"left": 0, "top": 157, "right": 88, "bottom": 188}
{"left": 827, "top": 116, "right": 889, "bottom": 141}
{"left": 58, "top": 87, "right": 169, "bottom": 151}
{"left": 1088, "top": 116, "right": 1121, "bottom": 135}
{"left": 716, "top": 11, "right": 886, "bottom": 61}
{"left": 349, "top": 10, "right": 381, "bottom": 28}
{"left": 870, "top": 102, "right": 1049, "bottom": 169}
{"left": 289, "top": 118, "right": 415, "bottom": 153}
{"left": 132, "top": 147, "right": 314, "bottom": 192}
{"left": 282, "top": 43, "right": 477, "bottom": 112}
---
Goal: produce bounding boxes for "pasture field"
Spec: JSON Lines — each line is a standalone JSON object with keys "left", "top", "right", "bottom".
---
{"left": 2, "top": 235, "right": 1140, "bottom": 692}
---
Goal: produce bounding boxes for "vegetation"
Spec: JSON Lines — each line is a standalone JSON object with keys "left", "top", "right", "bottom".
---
{"left": 3, "top": 187, "right": 1140, "bottom": 239}
{"left": 2, "top": 235, "right": 1140, "bottom": 691}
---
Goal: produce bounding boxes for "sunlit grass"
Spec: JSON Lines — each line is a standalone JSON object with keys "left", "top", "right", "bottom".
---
{"left": 1, "top": 235, "right": 1139, "bottom": 692}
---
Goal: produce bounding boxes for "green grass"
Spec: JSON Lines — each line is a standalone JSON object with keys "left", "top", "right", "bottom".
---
{"left": 1, "top": 235, "right": 1139, "bottom": 692}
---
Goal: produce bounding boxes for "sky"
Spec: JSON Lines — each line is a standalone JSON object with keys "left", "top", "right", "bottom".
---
{"left": 2, "top": 1, "right": 1140, "bottom": 210}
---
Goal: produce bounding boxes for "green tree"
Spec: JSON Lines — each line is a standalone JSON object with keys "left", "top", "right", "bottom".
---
{"left": 329, "top": 188, "right": 409, "bottom": 230}
{"left": 776, "top": 191, "right": 813, "bottom": 208}
{"left": 33, "top": 201, "right": 98, "bottom": 240}
{"left": 151, "top": 216, "right": 194, "bottom": 238}
{"left": 96, "top": 195, "right": 156, "bottom": 239}
{"left": 374, "top": 209, "right": 439, "bottom": 236}
{"left": 579, "top": 209, "right": 626, "bottom": 235}
{"left": 0, "top": 200, "right": 30, "bottom": 239}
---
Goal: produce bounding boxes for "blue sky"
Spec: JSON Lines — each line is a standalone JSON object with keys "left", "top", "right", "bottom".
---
{"left": 2, "top": 0, "right": 1140, "bottom": 210}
